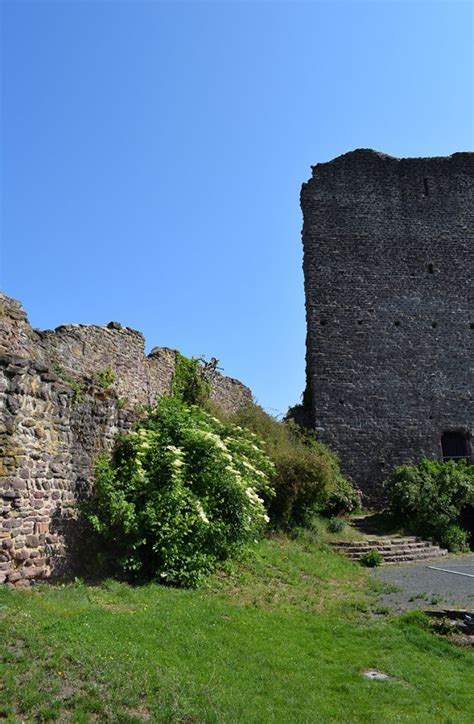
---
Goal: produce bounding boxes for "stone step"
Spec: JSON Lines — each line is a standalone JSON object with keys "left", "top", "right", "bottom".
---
{"left": 332, "top": 517, "right": 450, "bottom": 564}
{"left": 333, "top": 542, "right": 436, "bottom": 553}
{"left": 343, "top": 547, "right": 448, "bottom": 562}
{"left": 331, "top": 539, "right": 431, "bottom": 549}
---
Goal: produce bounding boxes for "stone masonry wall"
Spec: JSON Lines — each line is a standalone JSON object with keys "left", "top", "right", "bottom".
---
{"left": 0, "top": 293, "right": 252, "bottom": 586}
{"left": 301, "top": 149, "right": 474, "bottom": 497}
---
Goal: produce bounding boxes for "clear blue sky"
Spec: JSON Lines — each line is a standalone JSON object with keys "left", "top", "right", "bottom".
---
{"left": 1, "top": 1, "right": 472, "bottom": 415}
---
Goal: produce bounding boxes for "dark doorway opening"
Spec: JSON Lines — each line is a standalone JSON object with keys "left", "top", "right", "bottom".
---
{"left": 460, "top": 505, "right": 474, "bottom": 548}
{"left": 441, "top": 431, "right": 473, "bottom": 545}
{"left": 441, "top": 431, "right": 470, "bottom": 463}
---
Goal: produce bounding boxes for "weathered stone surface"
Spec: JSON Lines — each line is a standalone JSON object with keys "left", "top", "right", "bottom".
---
{"left": 0, "top": 291, "right": 253, "bottom": 585}
{"left": 301, "top": 149, "right": 474, "bottom": 497}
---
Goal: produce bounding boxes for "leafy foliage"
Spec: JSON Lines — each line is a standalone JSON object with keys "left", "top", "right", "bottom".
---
{"left": 171, "top": 352, "right": 210, "bottom": 406}
{"left": 95, "top": 366, "right": 116, "bottom": 389}
{"left": 359, "top": 549, "right": 383, "bottom": 567}
{"left": 438, "top": 524, "right": 470, "bottom": 553}
{"left": 384, "top": 459, "right": 474, "bottom": 551}
{"left": 86, "top": 396, "right": 274, "bottom": 586}
{"left": 327, "top": 516, "right": 346, "bottom": 534}
{"left": 52, "top": 362, "right": 84, "bottom": 406}
{"left": 323, "top": 475, "right": 362, "bottom": 517}
{"left": 218, "top": 403, "right": 359, "bottom": 528}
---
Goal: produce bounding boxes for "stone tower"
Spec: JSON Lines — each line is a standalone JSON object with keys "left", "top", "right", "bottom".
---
{"left": 301, "top": 149, "right": 473, "bottom": 497}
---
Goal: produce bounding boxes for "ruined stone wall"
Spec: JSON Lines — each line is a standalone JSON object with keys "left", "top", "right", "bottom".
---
{"left": 0, "top": 293, "right": 252, "bottom": 586}
{"left": 301, "top": 149, "right": 474, "bottom": 497}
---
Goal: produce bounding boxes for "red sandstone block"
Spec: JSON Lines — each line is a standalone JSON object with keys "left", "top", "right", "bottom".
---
{"left": 13, "top": 579, "right": 31, "bottom": 588}
{"left": 22, "top": 566, "right": 43, "bottom": 579}
{"left": 13, "top": 549, "right": 30, "bottom": 561}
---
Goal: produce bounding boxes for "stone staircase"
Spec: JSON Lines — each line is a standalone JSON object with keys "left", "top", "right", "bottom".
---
{"left": 331, "top": 516, "right": 449, "bottom": 564}
{"left": 331, "top": 538, "right": 449, "bottom": 564}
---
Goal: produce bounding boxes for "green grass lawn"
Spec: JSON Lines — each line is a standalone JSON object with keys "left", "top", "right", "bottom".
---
{"left": 1, "top": 533, "right": 472, "bottom": 723}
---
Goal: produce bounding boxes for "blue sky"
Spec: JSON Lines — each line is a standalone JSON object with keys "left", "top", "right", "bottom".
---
{"left": 1, "top": 0, "right": 472, "bottom": 415}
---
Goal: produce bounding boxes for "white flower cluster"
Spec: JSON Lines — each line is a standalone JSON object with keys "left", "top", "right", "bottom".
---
{"left": 195, "top": 501, "right": 209, "bottom": 524}
{"left": 192, "top": 428, "right": 229, "bottom": 452}
{"left": 165, "top": 445, "right": 185, "bottom": 468}
{"left": 245, "top": 486, "right": 270, "bottom": 523}
{"left": 130, "top": 408, "right": 272, "bottom": 534}
{"left": 132, "top": 427, "right": 157, "bottom": 479}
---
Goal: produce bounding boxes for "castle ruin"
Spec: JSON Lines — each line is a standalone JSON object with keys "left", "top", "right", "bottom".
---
{"left": 0, "top": 293, "right": 252, "bottom": 586}
{"left": 301, "top": 149, "right": 473, "bottom": 497}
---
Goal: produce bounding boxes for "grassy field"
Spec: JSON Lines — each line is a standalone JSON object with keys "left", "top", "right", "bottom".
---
{"left": 1, "top": 532, "right": 473, "bottom": 723}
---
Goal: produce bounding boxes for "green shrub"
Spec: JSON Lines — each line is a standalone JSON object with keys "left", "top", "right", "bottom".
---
{"left": 52, "top": 363, "right": 85, "bottom": 405}
{"left": 384, "top": 459, "right": 474, "bottom": 551}
{"left": 437, "top": 524, "right": 469, "bottom": 553}
{"left": 270, "top": 438, "right": 340, "bottom": 527}
{"left": 221, "top": 403, "right": 358, "bottom": 529}
{"left": 171, "top": 352, "right": 210, "bottom": 406}
{"left": 96, "top": 366, "right": 116, "bottom": 389}
{"left": 360, "top": 549, "right": 383, "bottom": 567}
{"left": 328, "top": 516, "right": 346, "bottom": 534}
{"left": 85, "top": 396, "right": 274, "bottom": 587}
{"left": 323, "top": 475, "right": 362, "bottom": 517}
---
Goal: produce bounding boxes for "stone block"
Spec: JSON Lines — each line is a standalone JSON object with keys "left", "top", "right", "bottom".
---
{"left": 13, "top": 549, "right": 30, "bottom": 561}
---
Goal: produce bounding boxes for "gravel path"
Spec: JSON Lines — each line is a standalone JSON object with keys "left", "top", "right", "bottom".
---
{"left": 372, "top": 554, "right": 474, "bottom": 611}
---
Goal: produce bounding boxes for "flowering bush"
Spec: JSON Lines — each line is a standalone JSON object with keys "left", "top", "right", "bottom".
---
{"left": 322, "top": 475, "right": 362, "bottom": 517}
{"left": 86, "top": 397, "right": 274, "bottom": 587}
